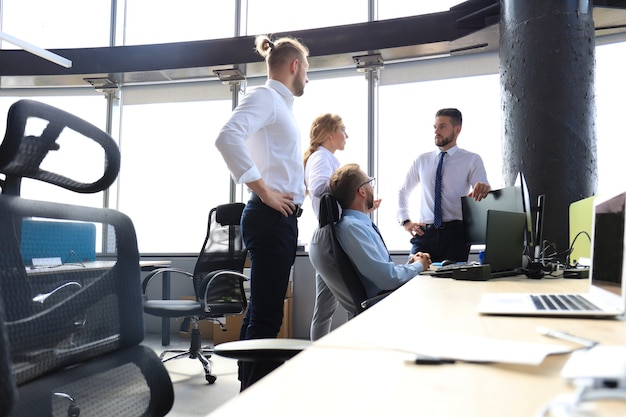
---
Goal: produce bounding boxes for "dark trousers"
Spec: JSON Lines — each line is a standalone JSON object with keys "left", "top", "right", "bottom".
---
{"left": 238, "top": 198, "right": 298, "bottom": 391}
{"left": 410, "top": 220, "right": 470, "bottom": 263}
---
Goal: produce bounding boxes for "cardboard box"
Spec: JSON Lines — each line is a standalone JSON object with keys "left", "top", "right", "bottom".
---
{"left": 285, "top": 279, "right": 293, "bottom": 299}
{"left": 212, "top": 313, "right": 244, "bottom": 345}
{"left": 212, "top": 298, "right": 292, "bottom": 344}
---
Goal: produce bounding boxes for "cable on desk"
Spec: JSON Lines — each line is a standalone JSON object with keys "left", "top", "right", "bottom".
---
{"left": 565, "top": 231, "right": 592, "bottom": 268}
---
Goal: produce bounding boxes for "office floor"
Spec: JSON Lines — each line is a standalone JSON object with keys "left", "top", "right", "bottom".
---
{"left": 142, "top": 333, "right": 241, "bottom": 417}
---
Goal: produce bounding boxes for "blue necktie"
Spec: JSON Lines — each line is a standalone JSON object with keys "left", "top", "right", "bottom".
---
{"left": 433, "top": 152, "right": 446, "bottom": 228}
{"left": 372, "top": 222, "right": 392, "bottom": 262}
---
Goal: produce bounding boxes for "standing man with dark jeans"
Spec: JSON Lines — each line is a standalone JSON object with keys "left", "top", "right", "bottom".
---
{"left": 396, "top": 108, "right": 491, "bottom": 263}
{"left": 215, "top": 34, "right": 309, "bottom": 390}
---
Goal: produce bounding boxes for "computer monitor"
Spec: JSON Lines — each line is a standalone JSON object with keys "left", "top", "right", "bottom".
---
{"left": 534, "top": 194, "right": 546, "bottom": 261}
{"left": 515, "top": 172, "right": 535, "bottom": 251}
{"left": 514, "top": 172, "right": 548, "bottom": 261}
{"left": 461, "top": 184, "right": 524, "bottom": 245}
{"left": 462, "top": 172, "right": 541, "bottom": 253}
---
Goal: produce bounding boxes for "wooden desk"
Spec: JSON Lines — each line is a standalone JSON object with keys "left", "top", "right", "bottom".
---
{"left": 207, "top": 275, "right": 626, "bottom": 417}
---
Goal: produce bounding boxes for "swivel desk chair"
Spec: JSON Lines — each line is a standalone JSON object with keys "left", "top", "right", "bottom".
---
{"left": 142, "top": 202, "right": 249, "bottom": 384}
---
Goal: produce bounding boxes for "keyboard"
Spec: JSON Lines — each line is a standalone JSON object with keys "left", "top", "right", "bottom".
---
{"left": 530, "top": 294, "right": 601, "bottom": 311}
{"left": 436, "top": 262, "right": 480, "bottom": 273}
{"left": 431, "top": 263, "right": 520, "bottom": 280}
{"left": 431, "top": 262, "right": 482, "bottom": 277}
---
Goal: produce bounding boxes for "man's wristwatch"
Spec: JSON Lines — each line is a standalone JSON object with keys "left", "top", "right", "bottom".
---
{"left": 400, "top": 219, "right": 410, "bottom": 226}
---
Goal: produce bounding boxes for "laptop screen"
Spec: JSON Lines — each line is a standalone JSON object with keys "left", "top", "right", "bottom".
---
{"left": 590, "top": 191, "right": 625, "bottom": 297}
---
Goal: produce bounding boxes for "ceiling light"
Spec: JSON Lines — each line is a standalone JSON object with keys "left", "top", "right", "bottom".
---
{"left": 0, "top": 30, "right": 72, "bottom": 68}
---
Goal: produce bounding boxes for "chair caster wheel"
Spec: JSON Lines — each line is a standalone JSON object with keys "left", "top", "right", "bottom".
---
{"left": 206, "top": 374, "right": 217, "bottom": 384}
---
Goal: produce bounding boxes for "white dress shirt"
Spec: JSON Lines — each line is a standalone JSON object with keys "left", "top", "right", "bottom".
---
{"left": 215, "top": 79, "right": 305, "bottom": 204}
{"left": 397, "top": 145, "right": 488, "bottom": 224}
{"left": 305, "top": 146, "right": 340, "bottom": 218}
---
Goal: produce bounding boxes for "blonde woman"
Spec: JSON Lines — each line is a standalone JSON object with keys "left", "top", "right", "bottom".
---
{"left": 304, "top": 113, "right": 347, "bottom": 340}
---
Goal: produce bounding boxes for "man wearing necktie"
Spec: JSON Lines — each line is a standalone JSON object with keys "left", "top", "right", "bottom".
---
{"left": 397, "top": 108, "right": 491, "bottom": 262}
{"left": 331, "top": 163, "right": 431, "bottom": 299}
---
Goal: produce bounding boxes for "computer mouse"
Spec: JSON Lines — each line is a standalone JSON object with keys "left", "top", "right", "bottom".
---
{"left": 441, "top": 259, "right": 454, "bottom": 267}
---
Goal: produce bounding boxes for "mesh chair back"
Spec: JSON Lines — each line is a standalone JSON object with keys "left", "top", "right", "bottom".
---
{"left": 0, "top": 292, "right": 17, "bottom": 417}
{"left": 0, "top": 99, "right": 173, "bottom": 416}
{"left": 309, "top": 193, "right": 369, "bottom": 317}
{"left": 0, "top": 196, "right": 144, "bottom": 385}
{"left": 193, "top": 203, "right": 247, "bottom": 297}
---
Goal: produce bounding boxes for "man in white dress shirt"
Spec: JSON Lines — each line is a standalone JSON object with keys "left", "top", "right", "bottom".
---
{"left": 396, "top": 108, "right": 491, "bottom": 263}
{"left": 215, "top": 34, "right": 309, "bottom": 390}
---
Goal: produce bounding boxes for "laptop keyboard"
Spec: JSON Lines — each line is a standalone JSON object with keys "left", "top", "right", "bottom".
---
{"left": 530, "top": 294, "right": 601, "bottom": 311}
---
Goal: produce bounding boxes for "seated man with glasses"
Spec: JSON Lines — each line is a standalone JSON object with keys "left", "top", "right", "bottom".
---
{"left": 329, "top": 163, "right": 432, "bottom": 298}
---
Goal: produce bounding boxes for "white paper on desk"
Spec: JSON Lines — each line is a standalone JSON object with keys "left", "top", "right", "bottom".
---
{"left": 346, "top": 332, "right": 573, "bottom": 366}
{"left": 415, "top": 333, "right": 573, "bottom": 365}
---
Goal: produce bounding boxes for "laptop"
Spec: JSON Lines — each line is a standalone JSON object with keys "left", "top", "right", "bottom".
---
{"left": 476, "top": 190, "right": 626, "bottom": 317}
{"left": 432, "top": 210, "right": 525, "bottom": 278}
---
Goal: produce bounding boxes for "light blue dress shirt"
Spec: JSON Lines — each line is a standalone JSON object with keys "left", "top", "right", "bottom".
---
{"left": 336, "top": 209, "right": 424, "bottom": 298}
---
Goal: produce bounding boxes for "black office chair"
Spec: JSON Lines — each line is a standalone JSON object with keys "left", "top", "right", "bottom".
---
{"left": 308, "top": 193, "right": 390, "bottom": 319}
{"left": 0, "top": 99, "right": 174, "bottom": 416}
{"left": 142, "top": 202, "right": 248, "bottom": 384}
{"left": 0, "top": 294, "right": 16, "bottom": 417}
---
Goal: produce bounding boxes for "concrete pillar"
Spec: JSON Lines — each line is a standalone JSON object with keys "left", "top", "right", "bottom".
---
{"left": 500, "top": 0, "right": 597, "bottom": 259}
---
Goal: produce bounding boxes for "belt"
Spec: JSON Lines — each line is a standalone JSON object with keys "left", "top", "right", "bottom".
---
{"left": 420, "top": 220, "right": 462, "bottom": 231}
{"left": 250, "top": 192, "right": 303, "bottom": 218}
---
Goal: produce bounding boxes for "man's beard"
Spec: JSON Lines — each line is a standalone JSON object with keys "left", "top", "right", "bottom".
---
{"left": 435, "top": 133, "right": 454, "bottom": 147}
{"left": 366, "top": 191, "right": 374, "bottom": 210}
{"left": 293, "top": 76, "right": 306, "bottom": 97}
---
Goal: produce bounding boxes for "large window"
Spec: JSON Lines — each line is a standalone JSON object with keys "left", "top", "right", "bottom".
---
{"left": 123, "top": 0, "right": 235, "bottom": 45}
{"left": 292, "top": 72, "right": 369, "bottom": 248}
{"left": 245, "top": 0, "right": 368, "bottom": 34}
{"left": 595, "top": 40, "right": 626, "bottom": 196}
{"left": 0, "top": 0, "right": 111, "bottom": 48}
{"left": 377, "top": 0, "right": 463, "bottom": 20}
{"left": 118, "top": 84, "right": 233, "bottom": 253}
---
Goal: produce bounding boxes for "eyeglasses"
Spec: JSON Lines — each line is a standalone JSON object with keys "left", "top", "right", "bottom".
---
{"left": 358, "top": 177, "right": 376, "bottom": 189}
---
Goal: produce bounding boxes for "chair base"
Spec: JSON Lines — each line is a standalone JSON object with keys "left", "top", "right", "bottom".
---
{"left": 160, "top": 328, "right": 217, "bottom": 384}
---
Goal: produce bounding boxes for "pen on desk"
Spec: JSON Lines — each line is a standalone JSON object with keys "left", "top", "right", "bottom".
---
{"left": 536, "top": 326, "right": 598, "bottom": 348}
{"left": 414, "top": 354, "right": 456, "bottom": 365}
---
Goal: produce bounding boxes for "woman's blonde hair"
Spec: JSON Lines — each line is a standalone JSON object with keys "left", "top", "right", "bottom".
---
{"left": 303, "top": 113, "right": 343, "bottom": 168}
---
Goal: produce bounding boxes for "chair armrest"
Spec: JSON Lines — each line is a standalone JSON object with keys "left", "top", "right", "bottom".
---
{"left": 141, "top": 268, "right": 193, "bottom": 297}
{"left": 199, "top": 270, "right": 249, "bottom": 314}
